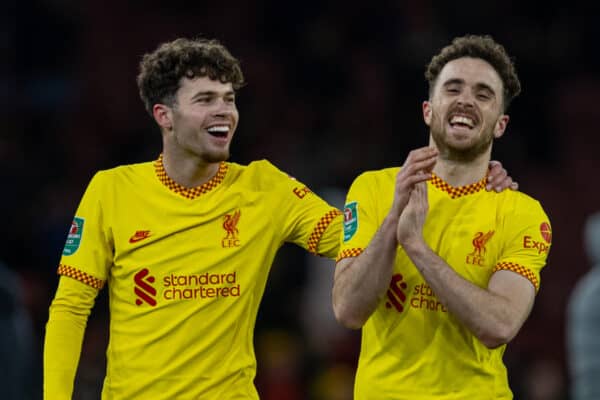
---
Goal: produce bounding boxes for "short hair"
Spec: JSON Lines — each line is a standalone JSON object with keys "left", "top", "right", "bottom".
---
{"left": 425, "top": 35, "right": 521, "bottom": 111}
{"left": 137, "top": 37, "right": 245, "bottom": 116}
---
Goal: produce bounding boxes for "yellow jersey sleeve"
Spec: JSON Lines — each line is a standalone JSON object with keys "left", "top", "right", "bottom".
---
{"left": 257, "top": 161, "right": 342, "bottom": 258}
{"left": 337, "top": 170, "right": 395, "bottom": 261}
{"left": 45, "top": 170, "right": 110, "bottom": 399}
{"left": 493, "top": 194, "right": 552, "bottom": 291}
{"left": 58, "top": 171, "right": 113, "bottom": 288}
{"left": 44, "top": 276, "right": 98, "bottom": 400}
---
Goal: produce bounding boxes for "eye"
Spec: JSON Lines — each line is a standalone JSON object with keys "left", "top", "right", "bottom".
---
{"left": 477, "top": 93, "right": 491, "bottom": 101}
{"left": 446, "top": 87, "right": 460, "bottom": 94}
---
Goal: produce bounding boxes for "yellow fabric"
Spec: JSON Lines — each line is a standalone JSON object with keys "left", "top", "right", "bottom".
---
{"left": 45, "top": 158, "right": 341, "bottom": 400}
{"left": 44, "top": 276, "right": 98, "bottom": 400}
{"left": 338, "top": 168, "right": 551, "bottom": 400}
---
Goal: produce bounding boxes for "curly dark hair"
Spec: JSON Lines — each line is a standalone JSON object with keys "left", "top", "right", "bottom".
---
{"left": 425, "top": 35, "right": 521, "bottom": 111}
{"left": 137, "top": 37, "right": 245, "bottom": 116}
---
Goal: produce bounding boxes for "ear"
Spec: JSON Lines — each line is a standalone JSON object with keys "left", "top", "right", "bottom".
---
{"left": 153, "top": 104, "right": 173, "bottom": 131}
{"left": 493, "top": 114, "right": 510, "bottom": 139}
{"left": 422, "top": 101, "right": 432, "bottom": 126}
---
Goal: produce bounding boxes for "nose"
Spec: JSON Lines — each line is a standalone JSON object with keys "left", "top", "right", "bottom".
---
{"left": 456, "top": 90, "right": 476, "bottom": 107}
{"left": 213, "top": 98, "right": 236, "bottom": 117}
{"left": 213, "top": 100, "right": 237, "bottom": 118}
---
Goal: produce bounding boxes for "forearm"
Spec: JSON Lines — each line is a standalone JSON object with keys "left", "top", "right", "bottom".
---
{"left": 333, "top": 215, "right": 399, "bottom": 329}
{"left": 44, "top": 314, "right": 87, "bottom": 399}
{"left": 402, "top": 239, "right": 517, "bottom": 347}
{"left": 44, "top": 277, "right": 97, "bottom": 399}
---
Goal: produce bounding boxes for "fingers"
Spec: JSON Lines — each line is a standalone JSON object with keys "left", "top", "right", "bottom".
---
{"left": 487, "top": 171, "right": 518, "bottom": 192}
{"left": 403, "top": 158, "right": 437, "bottom": 177}
{"left": 400, "top": 147, "right": 438, "bottom": 180}
{"left": 403, "top": 147, "right": 438, "bottom": 169}
{"left": 487, "top": 160, "right": 517, "bottom": 192}
{"left": 486, "top": 161, "right": 506, "bottom": 190}
{"left": 391, "top": 147, "right": 437, "bottom": 217}
{"left": 404, "top": 172, "right": 431, "bottom": 187}
{"left": 396, "top": 181, "right": 428, "bottom": 245}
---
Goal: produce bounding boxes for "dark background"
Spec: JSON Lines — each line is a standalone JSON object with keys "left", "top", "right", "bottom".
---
{"left": 6, "top": 1, "right": 600, "bottom": 398}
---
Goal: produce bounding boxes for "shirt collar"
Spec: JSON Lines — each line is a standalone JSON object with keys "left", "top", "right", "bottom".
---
{"left": 154, "top": 154, "right": 228, "bottom": 199}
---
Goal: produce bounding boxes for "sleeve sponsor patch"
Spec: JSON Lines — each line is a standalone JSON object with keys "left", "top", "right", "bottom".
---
{"left": 292, "top": 185, "right": 312, "bottom": 199}
{"left": 62, "top": 216, "right": 84, "bottom": 256}
{"left": 343, "top": 201, "right": 359, "bottom": 242}
{"left": 522, "top": 221, "right": 552, "bottom": 255}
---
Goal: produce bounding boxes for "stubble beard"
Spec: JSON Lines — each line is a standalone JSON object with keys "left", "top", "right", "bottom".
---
{"left": 430, "top": 109, "right": 494, "bottom": 163}
{"left": 202, "top": 148, "right": 230, "bottom": 164}
{"left": 171, "top": 129, "right": 231, "bottom": 164}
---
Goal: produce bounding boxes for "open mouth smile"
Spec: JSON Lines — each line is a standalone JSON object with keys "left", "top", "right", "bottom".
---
{"left": 206, "top": 125, "right": 230, "bottom": 138}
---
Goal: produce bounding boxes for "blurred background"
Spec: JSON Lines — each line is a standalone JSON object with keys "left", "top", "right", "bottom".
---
{"left": 6, "top": 0, "right": 600, "bottom": 399}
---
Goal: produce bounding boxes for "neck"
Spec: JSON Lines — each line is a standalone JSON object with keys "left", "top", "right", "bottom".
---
{"left": 161, "top": 148, "right": 220, "bottom": 188}
{"left": 429, "top": 137, "right": 491, "bottom": 187}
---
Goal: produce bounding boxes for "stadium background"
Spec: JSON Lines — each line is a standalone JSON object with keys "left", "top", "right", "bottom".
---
{"left": 6, "top": 1, "right": 600, "bottom": 398}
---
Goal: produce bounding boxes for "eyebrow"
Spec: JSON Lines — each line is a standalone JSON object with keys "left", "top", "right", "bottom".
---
{"left": 442, "top": 79, "right": 496, "bottom": 95}
{"left": 190, "top": 90, "right": 236, "bottom": 100}
{"left": 442, "top": 78, "right": 465, "bottom": 88}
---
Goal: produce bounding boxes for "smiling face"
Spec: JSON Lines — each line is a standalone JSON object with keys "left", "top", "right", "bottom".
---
{"left": 154, "top": 76, "right": 239, "bottom": 164}
{"left": 423, "top": 57, "right": 509, "bottom": 162}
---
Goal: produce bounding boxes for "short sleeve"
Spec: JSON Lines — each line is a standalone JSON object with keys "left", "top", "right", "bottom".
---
{"left": 336, "top": 171, "right": 385, "bottom": 262}
{"left": 263, "top": 162, "right": 342, "bottom": 259}
{"left": 493, "top": 195, "right": 552, "bottom": 292}
{"left": 57, "top": 171, "right": 113, "bottom": 289}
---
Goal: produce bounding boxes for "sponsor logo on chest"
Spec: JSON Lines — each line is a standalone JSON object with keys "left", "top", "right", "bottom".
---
{"left": 385, "top": 273, "right": 448, "bottom": 314}
{"left": 133, "top": 268, "right": 241, "bottom": 307}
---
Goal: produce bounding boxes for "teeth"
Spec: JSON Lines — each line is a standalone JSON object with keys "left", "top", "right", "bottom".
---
{"left": 450, "top": 116, "right": 474, "bottom": 127}
{"left": 207, "top": 126, "right": 229, "bottom": 133}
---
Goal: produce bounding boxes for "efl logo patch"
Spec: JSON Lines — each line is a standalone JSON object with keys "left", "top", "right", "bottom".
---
{"left": 343, "top": 201, "right": 358, "bottom": 242}
{"left": 62, "top": 217, "right": 84, "bottom": 256}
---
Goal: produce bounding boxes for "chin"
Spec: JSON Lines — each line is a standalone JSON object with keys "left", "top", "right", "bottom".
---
{"left": 204, "top": 151, "right": 230, "bottom": 163}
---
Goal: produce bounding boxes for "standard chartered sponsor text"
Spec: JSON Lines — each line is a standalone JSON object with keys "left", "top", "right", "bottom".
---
{"left": 163, "top": 272, "right": 240, "bottom": 300}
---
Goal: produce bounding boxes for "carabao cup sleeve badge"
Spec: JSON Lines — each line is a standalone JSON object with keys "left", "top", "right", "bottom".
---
{"left": 63, "top": 216, "right": 85, "bottom": 256}
{"left": 343, "top": 202, "right": 359, "bottom": 242}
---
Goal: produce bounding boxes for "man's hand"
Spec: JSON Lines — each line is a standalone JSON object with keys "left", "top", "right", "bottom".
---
{"left": 397, "top": 181, "right": 428, "bottom": 246}
{"left": 487, "top": 160, "right": 518, "bottom": 192}
{"left": 390, "top": 147, "right": 438, "bottom": 218}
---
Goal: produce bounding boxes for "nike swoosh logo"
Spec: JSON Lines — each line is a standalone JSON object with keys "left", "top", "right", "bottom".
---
{"left": 129, "top": 231, "right": 152, "bottom": 243}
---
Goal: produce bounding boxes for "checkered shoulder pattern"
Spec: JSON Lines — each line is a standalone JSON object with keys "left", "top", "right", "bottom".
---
{"left": 429, "top": 173, "right": 486, "bottom": 199}
{"left": 307, "top": 209, "right": 343, "bottom": 255}
{"left": 492, "top": 261, "right": 539, "bottom": 292}
{"left": 57, "top": 264, "right": 105, "bottom": 289}
{"left": 154, "top": 154, "right": 228, "bottom": 199}
{"left": 336, "top": 248, "right": 364, "bottom": 262}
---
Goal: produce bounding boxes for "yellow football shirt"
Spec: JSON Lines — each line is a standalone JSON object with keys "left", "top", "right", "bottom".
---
{"left": 49, "top": 156, "right": 341, "bottom": 399}
{"left": 338, "top": 168, "right": 551, "bottom": 400}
